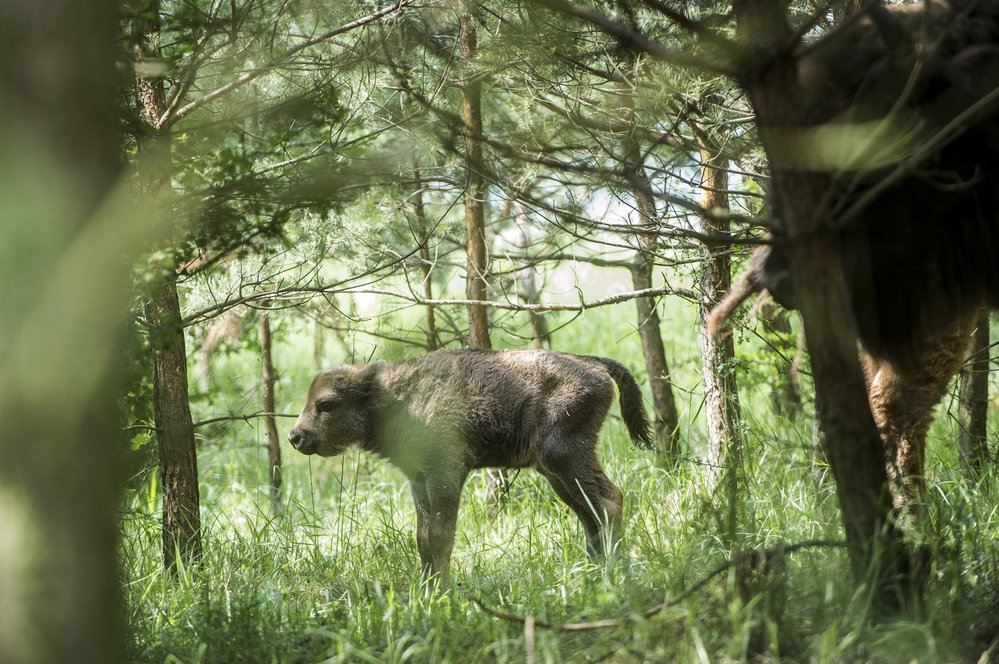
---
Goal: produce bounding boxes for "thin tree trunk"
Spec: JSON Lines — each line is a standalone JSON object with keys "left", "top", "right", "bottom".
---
{"left": 419, "top": 244, "right": 441, "bottom": 351}
{"left": 134, "top": 0, "right": 202, "bottom": 571}
{"left": 621, "top": 132, "right": 682, "bottom": 458}
{"left": 411, "top": 165, "right": 440, "bottom": 350}
{"left": 958, "top": 309, "right": 991, "bottom": 478}
{"left": 0, "top": 1, "right": 124, "bottom": 661}
{"left": 513, "top": 202, "right": 551, "bottom": 348}
{"left": 761, "top": 303, "right": 802, "bottom": 418}
{"left": 249, "top": 81, "right": 282, "bottom": 499}
{"left": 313, "top": 317, "right": 327, "bottom": 366}
{"left": 460, "top": 11, "right": 507, "bottom": 504}
{"left": 146, "top": 285, "right": 202, "bottom": 568}
{"left": 734, "top": 0, "right": 909, "bottom": 607}
{"left": 698, "top": 146, "right": 743, "bottom": 542}
{"left": 460, "top": 12, "right": 491, "bottom": 351}
{"left": 260, "top": 303, "right": 283, "bottom": 515}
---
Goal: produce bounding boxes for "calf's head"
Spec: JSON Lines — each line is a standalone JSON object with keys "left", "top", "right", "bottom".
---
{"left": 288, "top": 365, "right": 375, "bottom": 456}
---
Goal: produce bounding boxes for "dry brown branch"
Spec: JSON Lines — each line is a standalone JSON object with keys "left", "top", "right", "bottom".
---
{"left": 124, "top": 411, "right": 297, "bottom": 434}
{"left": 342, "top": 286, "right": 702, "bottom": 310}
{"left": 182, "top": 280, "right": 703, "bottom": 329}
{"left": 193, "top": 411, "right": 298, "bottom": 428}
{"left": 468, "top": 539, "right": 846, "bottom": 632}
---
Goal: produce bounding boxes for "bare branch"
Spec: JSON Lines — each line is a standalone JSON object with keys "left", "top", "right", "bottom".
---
{"left": 341, "top": 285, "right": 702, "bottom": 310}
{"left": 193, "top": 411, "right": 297, "bottom": 428}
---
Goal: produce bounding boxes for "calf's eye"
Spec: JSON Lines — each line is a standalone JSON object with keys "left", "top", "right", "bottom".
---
{"left": 316, "top": 399, "right": 336, "bottom": 413}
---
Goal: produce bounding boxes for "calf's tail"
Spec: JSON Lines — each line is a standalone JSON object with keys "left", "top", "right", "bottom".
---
{"left": 586, "top": 356, "right": 654, "bottom": 449}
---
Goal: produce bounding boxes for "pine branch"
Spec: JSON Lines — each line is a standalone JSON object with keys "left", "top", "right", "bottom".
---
{"left": 160, "top": 0, "right": 411, "bottom": 127}
{"left": 531, "top": 0, "right": 735, "bottom": 76}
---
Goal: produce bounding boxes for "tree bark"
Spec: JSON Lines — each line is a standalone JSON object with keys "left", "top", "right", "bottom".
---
{"left": 460, "top": 11, "right": 508, "bottom": 504}
{"left": 698, "top": 148, "right": 744, "bottom": 524}
{"left": 411, "top": 165, "right": 440, "bottom": 350}
{"left": 621, "top": 131, "right": 683, "bottom": 458}
{"left": 459, "top": 12, "right": 491, "bottom": 351}
{"left": 958, "top": 309, "right": 991, "bottom": 477}
{"left": 0, "top": 1, "right": 124, "bottom": 661}
{"left": 513, "top": 202, "right": 551, "bottom": 349}
{"left": 419, "top": 244, "right": 441, "bottom": 351}
{"left": 734, "top": 0, "right": 909, "bottom": 607}
{"left": 260, "top": 303, "right": 283, "bottom": 515}
{"left": 134, "top": 0, "right": 202, "bottom": 571}
{"left": 146, "top": 285, "right": 202, "bottom": 568}
{"left": 761, "top": 303, "right": 802, "bottom": 419}
{"left": 791, "top": 228, "right": 906, "bottom": 590}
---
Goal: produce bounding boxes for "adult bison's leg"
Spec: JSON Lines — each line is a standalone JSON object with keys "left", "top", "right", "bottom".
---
{"left": 866, "top": 315, "right": 976, "bottom": 519}
{"left": 411, "top": 467, "right": 467, "bottom": 589}
{"left": 537, "top": 442, "right": 623, "bottom": 557}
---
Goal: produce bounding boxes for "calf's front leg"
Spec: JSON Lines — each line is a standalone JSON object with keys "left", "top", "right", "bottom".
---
{"left": 410, "top": 469, "right": 466, "bottom": 589}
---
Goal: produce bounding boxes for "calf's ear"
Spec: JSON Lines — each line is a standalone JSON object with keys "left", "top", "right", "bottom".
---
{"left": 356, "top": 362, "right": 383, "bottom": 400}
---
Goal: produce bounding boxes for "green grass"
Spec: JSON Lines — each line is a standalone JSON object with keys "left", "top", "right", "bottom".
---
{"left": 122, "top": 302, "right": 999, "bottom": 663}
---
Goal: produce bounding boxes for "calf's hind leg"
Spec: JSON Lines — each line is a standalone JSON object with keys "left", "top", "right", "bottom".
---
{"left": 537, "top": 440, "right": 623, "bottom": 557}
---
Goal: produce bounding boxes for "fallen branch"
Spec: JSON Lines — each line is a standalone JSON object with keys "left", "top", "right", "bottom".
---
{"left": 468, "top": 539, "right": 846, "bottom": 632}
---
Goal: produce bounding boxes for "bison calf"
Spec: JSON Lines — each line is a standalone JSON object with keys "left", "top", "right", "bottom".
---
{"left": 288, "top": 348, "right": 652, "bottom": 586}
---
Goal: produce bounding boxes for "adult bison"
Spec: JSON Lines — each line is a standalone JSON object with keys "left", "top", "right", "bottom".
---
{"left": 288, "top": 348, "right": 652, "bottom": 586}
{"left": 725, "top": 0, "right": 999, "bottom": 551}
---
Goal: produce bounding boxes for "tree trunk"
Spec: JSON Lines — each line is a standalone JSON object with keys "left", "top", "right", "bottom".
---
{"left": 621, "top": 134, "right": 682, "bottom": 458}
{"left": 734, "top": 0, "right": 909, "bottom": 607}
{"left": 791, "top": 228, "right": 907, "bottom": 594}
{"left": 513, "top": 202, "right": 551, "bottom": 349}
{"left": 761, "top": 303, "right": 802, "bottom": 419}
{"left": 411, "top": 165, "right": 440, "bottom": 350}
{"left": 958, "top": 309, "right": 991, "bottom": 477}
{"left": 134, "top": 0, "right": 202, "bottom": 571}
{"left": 260, "top": 304, "right": 283, "bottom": 515}
{"left": 0, "top": 1, "right": 124, "bottom": 661}
{"left": 698, "top": 146, "right": 744, "bottom": 541}
{"left": 419, "top": 244, "right": 441, "bottom": 351}
{"left": 459, "top": 12, "right": 491, "bottom": 351}
{"left": 146, "top": 285, "right": 202, "bottom": 568}
{"left": 246, "top": 80, "right": 281, "bottom": 507}
{"left": 461, "top": 11, "right": 508, "bottom": 504}
{"left": 313, "top": 317, "right": 327, "bottom": 366}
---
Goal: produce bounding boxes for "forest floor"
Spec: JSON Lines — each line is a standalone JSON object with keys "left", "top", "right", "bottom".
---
{"left": 122, "top": 314, "right": 999, "bottom": 663}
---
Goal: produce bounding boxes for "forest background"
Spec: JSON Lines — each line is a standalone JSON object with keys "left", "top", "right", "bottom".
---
{"left": 1, "top": 0, "right": 998, "bottom": 662}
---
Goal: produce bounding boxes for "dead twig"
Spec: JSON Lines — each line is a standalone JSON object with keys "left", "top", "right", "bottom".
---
{"left": 468, "top": 539, "right": 846, "bottom": 632}
{"left": 193, "top": 411, "right": 298, "bottom": 428}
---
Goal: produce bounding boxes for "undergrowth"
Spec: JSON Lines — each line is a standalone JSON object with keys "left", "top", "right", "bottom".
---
{"left": 122, "top": 305, "right": 999, "bottom": 663}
